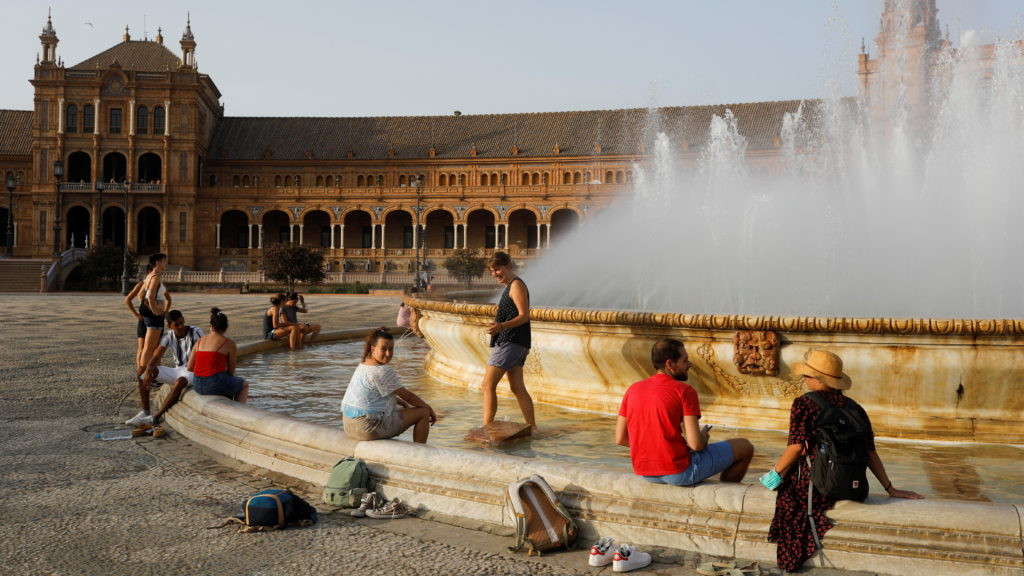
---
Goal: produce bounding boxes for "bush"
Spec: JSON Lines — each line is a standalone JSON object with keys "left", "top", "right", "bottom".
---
{"left": 444, "top": 248, "right": 487, "bottom": 289}
{"left": 78, "top": 245, "right": 138, "bottom": 290}
{"left": 261, "top": 243, "right": 327, "bottom": 292}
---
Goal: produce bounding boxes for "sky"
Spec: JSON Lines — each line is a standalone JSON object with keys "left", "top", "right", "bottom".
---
{"left": 1, "top": 1, "right": 1022, "bottom": 118}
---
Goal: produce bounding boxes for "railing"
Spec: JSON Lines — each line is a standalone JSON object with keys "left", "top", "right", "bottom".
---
{"left": 58, "top": 182, "right": 165, "bottom": 193}
{"left": 45, "top": 247, "right": 87, "bottom": 291}
{"left": 58, "top": 182, "right": 94, "bottom": 192}
{"left": 166, "top": 268, "right": 457, "bottom": 287}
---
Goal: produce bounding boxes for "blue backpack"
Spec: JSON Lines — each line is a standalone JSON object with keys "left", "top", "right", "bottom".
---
{"left": 214, "top": 488, "right": 318, "bottom": 532}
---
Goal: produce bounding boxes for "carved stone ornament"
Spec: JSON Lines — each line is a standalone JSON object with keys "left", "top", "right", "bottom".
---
{"left": 453, "top": 205, "right": 467, "bottom": 218}
{"left": 536, "top": 205, "right": 551, "bottom": 219}
{"left": 288, "top": 206, "right": 303, "bottom": 220}
{"left": 101, "top": 75, "right": 127, "bottom": 96}
{"left": 247, "top": 206, "right": 263, "bottom": 220}
{"left": 494, "top": 204, "right": 509, "bottom": 219}
{"left": 371, "top": 205, "right": 387, "bottom": 219}
{"left": 733, "top": 330, "right": 779, "bottom": 376}
{"left": 330, "top": 206, "right": 345, "bottom": 219}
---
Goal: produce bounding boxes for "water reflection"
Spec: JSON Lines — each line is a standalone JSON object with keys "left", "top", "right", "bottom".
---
{"left": 239, "top": 338, "right": 1023, "bottom": 504}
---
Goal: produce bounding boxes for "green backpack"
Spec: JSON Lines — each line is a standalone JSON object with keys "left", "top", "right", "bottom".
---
{"left": 322, "top": 457, "right": 372, "bottom": 507}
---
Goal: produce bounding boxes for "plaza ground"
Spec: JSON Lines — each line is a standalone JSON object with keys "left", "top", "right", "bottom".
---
{"left": 0, "top": 293, "right": 874, "bottom": 576}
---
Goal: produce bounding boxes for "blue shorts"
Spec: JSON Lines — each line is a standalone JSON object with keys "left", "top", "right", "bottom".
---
{"left": 488, "top": 342, "right": 529, "bottom": 371}
{"left": 193, "top": 372, "right": 245, "bottom": 399}
{"left": 642, "top": 441, "right": 734, "bottom": 486}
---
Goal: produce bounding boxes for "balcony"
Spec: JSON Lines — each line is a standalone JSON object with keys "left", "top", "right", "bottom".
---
{"left": 57, "top": 182, "right": 165, "bottom": 193}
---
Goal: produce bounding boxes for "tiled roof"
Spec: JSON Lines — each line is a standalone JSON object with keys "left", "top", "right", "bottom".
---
{"left": 0, "top": 110, "right": 33, "bottom": 156}
{"left": 210, "top": 99, "right": 830, "bottom": 161}
{"left": 70, "top": 40, "right": 181, "bottom": 72}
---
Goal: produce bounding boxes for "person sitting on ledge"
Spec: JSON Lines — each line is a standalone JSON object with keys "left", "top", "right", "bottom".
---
{"left": 264, "top": 294, "right": 301, "bottom": 349}
{"left": 187, "top": 308, "right": 248, "bottom": 403}
{"left": 616, "top": 338, "right": 754, "bottom": 486}
{"left": 763, "top": 348, "right": 923, "bottom": 573}
{"left": 139, "top": 310, "right": 203, "bottom": 425}
{"left": 341, "top": 327, "right": 436, "bottom": 443}
{"left": 396, "top": 302, "right": 412, "bottom": 329}
{"left": 279, "top": 291, "right": 321, "bottom": 348}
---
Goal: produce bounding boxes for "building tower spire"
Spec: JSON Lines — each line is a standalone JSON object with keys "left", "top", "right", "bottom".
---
{"left": 39, "top": 9, "right": 59, "bottom": 65}
{"left": 180, "top": 13, "right": 197, "bottom": 68}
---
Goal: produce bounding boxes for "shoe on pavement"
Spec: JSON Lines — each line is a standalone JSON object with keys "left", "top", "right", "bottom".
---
{"left": 589, "top": 536, "right": 616, "bottom": 567}
{"left": 613, "top": 544, "right": 651, "bottom": 573}
{"left": 125, "top": 410, "right": 151, "bottom": 427}
{"left": 139, "top": 415, "right": 155, "bottom": 426}
{"left": 351, "top": 492, "right": 379, "bottom": 518}
{"left": 365, "top": 497, "right": 408, "bottom": 519}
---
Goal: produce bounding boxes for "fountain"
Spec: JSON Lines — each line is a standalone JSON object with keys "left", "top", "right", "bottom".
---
{"left": 410, "top": 30, "right": 1024, "bottom": 445}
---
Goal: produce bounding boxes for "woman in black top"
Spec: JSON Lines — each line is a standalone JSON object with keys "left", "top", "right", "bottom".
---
{"left": 481, "top": 252, "right": 536, "bottom": 428}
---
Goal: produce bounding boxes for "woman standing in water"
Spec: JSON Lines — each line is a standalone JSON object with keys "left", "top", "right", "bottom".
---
{"left": 481, "top": 252, "right": 535, "bottom": 428}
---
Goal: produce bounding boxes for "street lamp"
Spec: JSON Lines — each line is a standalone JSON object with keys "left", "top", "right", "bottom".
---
{"left": 121, "top": 181, "right": 132, "bottom": 295}
{"left": 53, "top": 160, "right": 64, "bottom": 290}
{"left": 5, "top": 172, "right": 14, "bottom": 256}
{"left": 413, "top": 175, "right": 424, "bottom": 291}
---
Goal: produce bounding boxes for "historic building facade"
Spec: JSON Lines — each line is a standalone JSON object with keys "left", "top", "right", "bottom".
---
{"left": 0, "top": 1, "right": 1003, "bottom": 276}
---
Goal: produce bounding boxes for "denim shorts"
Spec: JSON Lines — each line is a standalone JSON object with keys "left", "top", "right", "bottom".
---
{"left": 488, "top": 342, "right": 529, "bottom": 371}
{"left": 193, "top": 372, "right": 245, "bottom": 399}
{"left": 142, "top": 314, "right": 165, "bottom": 329}
{"left": 136, "top": 319, "right": 147, "bottom": 338}
{"left": 642, "top": 440, "right": 734, "bottom": 486}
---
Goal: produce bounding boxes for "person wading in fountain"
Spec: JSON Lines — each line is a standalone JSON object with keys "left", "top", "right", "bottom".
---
{"left": 616, "top": 338, "right": 754, "bottom": 486}
{"left": 762, "top": 348, "right": 923, "bottom": 572}
{"left": 481, "top": 252, "right": 536, "bottom": 429}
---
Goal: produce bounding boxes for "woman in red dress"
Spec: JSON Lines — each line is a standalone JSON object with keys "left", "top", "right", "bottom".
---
{"left": 763, "top": 349, "right": 923, "bottom": 572}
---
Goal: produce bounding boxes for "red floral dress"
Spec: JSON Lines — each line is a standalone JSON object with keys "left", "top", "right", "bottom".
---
{"left": 767, "top": 390, "right": 875, "bottom": 572}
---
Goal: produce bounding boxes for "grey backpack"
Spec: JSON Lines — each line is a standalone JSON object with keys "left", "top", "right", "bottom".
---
{"left": 322, "top": 457, "right": 372, "bottom": 507}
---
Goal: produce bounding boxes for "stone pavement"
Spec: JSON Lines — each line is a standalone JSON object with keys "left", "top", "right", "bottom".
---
{"left": 0, "top": 293, "right": 871, "bottom": 576}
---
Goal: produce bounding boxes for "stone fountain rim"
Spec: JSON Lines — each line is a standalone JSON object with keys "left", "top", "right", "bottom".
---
{"left": 406, "top": 296, "right": 1024, "bottom": 336}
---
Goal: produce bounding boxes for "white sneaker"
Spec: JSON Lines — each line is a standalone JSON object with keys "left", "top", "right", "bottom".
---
{"left": 125, "top": 410, "right": 151, "bottom": 427}
{"left": 350, "top": 492, "right": 378, "bottom": 518}
{"left": 139, "top": 415, "right": 155, "bottom": 426}
{"left": 613, "top": 544, "right": 651, "bottom": 573}
{"left": 589, "top": 537, "right": 616, "bottom": 567}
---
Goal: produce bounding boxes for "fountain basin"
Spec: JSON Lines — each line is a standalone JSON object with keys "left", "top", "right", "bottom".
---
{"left": 157, "top": 329, "right": 1024, "bottom": 576}
{"left": 409, "top": 297, "right": 1024, "bottom": 444}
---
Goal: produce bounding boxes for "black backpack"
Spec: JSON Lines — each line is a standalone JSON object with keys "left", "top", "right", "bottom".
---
{"left": 805, "top": 391, "right": 870, "bottom": 501}
{"left": 211, "top": 488, "right": 318, "bottom": 533}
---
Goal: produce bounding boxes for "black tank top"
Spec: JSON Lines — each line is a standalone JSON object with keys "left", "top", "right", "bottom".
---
{"left": 491, "top": 277, "right": 530, "bottom": 349}
{"left": 263, "top": 309, "right": 275, "bottom": 335}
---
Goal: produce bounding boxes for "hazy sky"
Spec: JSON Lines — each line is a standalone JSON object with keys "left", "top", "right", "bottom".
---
{"left": 1, "top": 1, "right": 1021, "bottom": 117}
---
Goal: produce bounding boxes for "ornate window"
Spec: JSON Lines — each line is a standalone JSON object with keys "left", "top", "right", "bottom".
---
{"left": 83, "top": 105, "right": 95, "bottom": 133}
{"left": 66, "top": 104, "right": 78, "bottom": 133}
{"left": 153, "top": 106, "right": 165, "bottom": 134}
{"left": 109, "top": 108, "right": 122, "bottom": 134}
{"left": 137, "top": 106, "right": 148, "bottom": 134}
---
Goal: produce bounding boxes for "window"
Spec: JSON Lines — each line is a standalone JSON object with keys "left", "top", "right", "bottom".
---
{"left": 443, "top": 226, "right": 455, "bottom": 249}
{"left": 153, "top": 106, "right": 165, "bottom": 134}
{"left": 109, "top": 108, "right": 122, "bottom": 134}
{"left": 375, "top": 175, "right": 383, "bottom": 186}
{"left": 563, "top": 171, "right": 571, "bottom": 184}
{"left": 285, "top": 176, "right": 293, "bottom": 187}
{"left": 274, "top": 175, "right": 282, "bottom": 187}
{"left": 457, "top": 174, "right": 465, "bottom": 185}
{"left": 179, "top": 151, "right": 188, "bottom": 183}
{"left": 403, "top": 226, "right": 413, "bottom": 249}
{"left": 480, "top": 174, "right": 489, "bottom": 186}
{"left": 137, "top": 106, "right": 148, "bottom": 134}
{"left": 209, "top": 174, "right": 217, "bottom": 187}
{"left": 438, "top": 174, "right": 447, "bottom": 186}
{"left": 66, "top": 104, "right": 78, "bottom": 133}
{"left": 179, "top": 211, "right": 187, "bottom": 243}
{"left": 398, "top": 175, "right": 407, "bottom": 186}
{"left": 357, "top": 175, "right": 365, "bottom": 187}
{"left": 243, "top": 175, "right": 250, "bottom": 187}
{"left": 232, "top": 175, "right": 240, "bottom": 187}
{"left": 40, "top": 100, "right": 49, "bottom": 131}
{"left": 500, "top": 173, "right": 507, "bottom": 185}
{"left": 361, "top": 226, "right": 373, "bottom": 248}
{"left": 294, "top": 175, "right": 301, "bottom": 187}
{"left": 39, "top": 211, "right": 47, "bottom": 242}
{"left": 39, "top": 149, "right": 47, "bottom": 181}
{"left": 316, "top": 175, "right": 324, "bottom": 187}
{"left": 485, "top": 226, "right": 496, "bottom": 249}
{"left": 179, "top": 103, "right": 189, "bottom": 133}
{"left": 83, "top": 105, "right": 95, "bottom": 133}
{"left": 606, "top": 171, "right": 613, "bottom": 183}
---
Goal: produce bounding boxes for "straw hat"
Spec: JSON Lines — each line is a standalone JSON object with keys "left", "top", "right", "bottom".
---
{"left": 792, "top": 349, "right": 852, "bottom": 390}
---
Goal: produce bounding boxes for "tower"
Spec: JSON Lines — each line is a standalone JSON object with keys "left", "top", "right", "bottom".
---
{"left": 180, "top": 16, "right": 196, "bottom": 68}
{"left": 38, "top": 10, "right": 58, "bottom": 65}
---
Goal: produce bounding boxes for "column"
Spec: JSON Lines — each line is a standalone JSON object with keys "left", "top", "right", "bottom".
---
{"left": 380, "top": 224, "right": 385, "bottom": 250}
{"left": 463, "top": 223, "right": 468, "bottom": 250}
{"left": 412, "top": 224, "right": 418, "bottom": 250}
{"left": 289, "top": 224, "right": 294, "bottom": 243}
{"left": 215, "top": 224, "right": 221, "bottom": 249}
{"left": 247, "top": 224, "right": 253, "bottom": 249}
{"left": 329, "top": 224, "right": 336, "bottom": 249}
{"left": 503, "top": 224, "right": 509, "bottom": 250}
{"left": 257, "top": 224, "right": 263, "bottom": 249}
{"left": 94, "top": 99, "right": 101, "bottom": 135}
{"left": 126, "top": 200, "right": 135, "bottom": 250}
{"left": 298, "top": 224, "right": 304, "bottom": 245}
{"left": 339, "top": 224, "right": 345, "bottom": 249}
{"left": 58, "top": 97, "right": 64, "bottom": 134}
{"left": 128, "top": 99, "right": 135, "bottom": 136}
{"left": 545, "top": 223, "right": 551, "bottom": 248}
{"left": 164, "top": 100, "right": 171, "bottom": 136}
{"left": 536, "top": 225, "right": 542, "bottom": 250}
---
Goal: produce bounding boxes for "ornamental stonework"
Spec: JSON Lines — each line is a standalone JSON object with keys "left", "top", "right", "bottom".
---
{"left": 733, "top": 330, "right": 779, "bottom": 376}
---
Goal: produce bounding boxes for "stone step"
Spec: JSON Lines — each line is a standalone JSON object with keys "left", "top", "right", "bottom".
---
{"left": 0, "top": 259, "right": 48, "bottom": 292}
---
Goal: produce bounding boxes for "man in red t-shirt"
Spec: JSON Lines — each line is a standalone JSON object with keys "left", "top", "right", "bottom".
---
{"left": 616, "top": 338, "right": 754, "bottom": 486}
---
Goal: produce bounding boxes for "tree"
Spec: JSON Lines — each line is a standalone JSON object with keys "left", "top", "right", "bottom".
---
{"left": 261, "top": 243, "right": 327, "bottom": 292}
{"left": 444, "top": 248, "right": 487, "bottom": 289}
{"left": 78, "top": 244, "right": 139, "bottom": 290}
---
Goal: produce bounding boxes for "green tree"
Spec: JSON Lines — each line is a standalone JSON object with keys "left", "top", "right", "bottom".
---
{"left": 261, "top": 243, "right": 327, "bottom": 292}
{"left": 78, "top": 245, "right": 139, "bottom": 290}
{"left": 444, "top": 248, "right": 487, "bottom": 289}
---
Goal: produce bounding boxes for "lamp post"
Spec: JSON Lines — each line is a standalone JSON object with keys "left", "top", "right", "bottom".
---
{"left": 121, "top": 181, "right": 132, "bottom": 295}
{"left": 5, "top": 172, "right": 14, "bottom": 256}
{"left": 53, "top": 160, "right": 64, "bottom": 290}
{"left": 413, "top": 175, "right": 424, "bottom": 291}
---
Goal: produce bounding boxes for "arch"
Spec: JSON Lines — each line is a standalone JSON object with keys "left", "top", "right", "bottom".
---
{"left": 616, "top": 170, "right": 624, "bottom": 183}
{"left": 480, "top": 174, "right": 489, "bottom": 186}
{"left": 65, "top": 205, "right": 91, "bottom": 248}
{"left": 384, "top": 210, "right": 412, "bottom": 249}
{"left": 549, "top": 208, "right": 580, "bottom": 246}
{"left": 316, "top": 175, "right": 323, "bottom": 187}
{"left": 137, "top": 152, "right": 161, "bottom": 183}
{"left": 253, "top": 175, "right": 260, "bottom": 187}
{"left": 83, "top": 104, "right": 95, "bottom": 133}
{"left": 507, "top": 208, "right": 538, "bottom": 250}
{"left": 153, "top": 105, "right": 165, "bottom": 134}
{"left": 584, "top": 171, "right": 592, "bottom": 183}
{"left": 562, "top": 171, "right": 571, "bottom": 185}
{"left": 398, "top": 174, "right": 407, "bottom": 187}
{"left": 100, "top": 205, "right": 126, "bottom": 247}
{"left": 521, "top": 172, "right": 529, "bottom": 185}
{"left": 136, "top": 105, "right": 148, "bottom": 134}
{"left": 343, "top": 209, "right": 373, "bottom": 249}
{"left": 135, "top": 206, "right": 162, "bottom": 254}
{"left": 531, "top": 172, "right": 540, "bottom": 185}
{"left": 232, "top": 175, "right": 240, "bottom": 187}
{"left": 102, "top": 152, "right": 127, "bottom": 182}
{"left": 357, "top": 174, "right": 366, "bottom": 187}
{"left": 605, "top": 170, "right": 613, "bottom": 184}
{"left": 242, "top": 175, "right": 251, "bottom": 188}
{"left": 66, "top": 104, "right": 78, "bottom": 133}
{"left": 438, "top": 174, "right": 447, "bottom": 186}
{"left": 424, "top": 209, "right": 455, "bottom": 250}
{"left": 302, "top": 209, "right": 331, "bottom": 248}
{"left": 261, "top": 209, "right": 291, "bottom": 245}
{"left": 573, "top": 171, "right": 582, "bottom": 185}
{"left": 466, "top": 208, "right": 496, "bottom": 250}
{"left": 219, "top": 209, "right": 250, "bottom": 249}
{"left": 67, "top": 151, "right": 91, "bottom": 182}
{"left": 284, "top": 175, "right": 293, "bottom": 187}
{"left": 274, "top": 175, "right": 282, "bottom": 187}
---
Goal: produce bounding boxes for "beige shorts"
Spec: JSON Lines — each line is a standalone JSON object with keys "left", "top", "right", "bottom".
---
{"left": 343, "top": 409, "right": 406, "bottom": 441}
